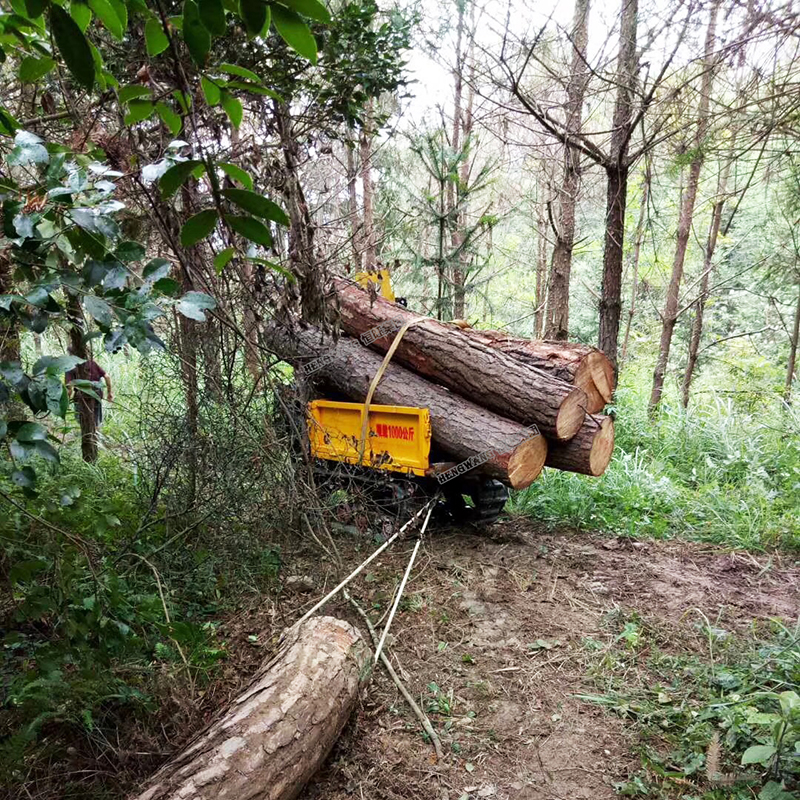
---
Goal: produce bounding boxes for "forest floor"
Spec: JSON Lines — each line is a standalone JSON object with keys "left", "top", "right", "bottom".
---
{"left": 244, "top": 517, "right": 800, "bottom": 800}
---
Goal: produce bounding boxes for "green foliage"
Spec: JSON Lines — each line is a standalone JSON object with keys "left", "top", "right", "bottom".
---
{"left": 580, "top": 615, "right": 799, "bottom": 797}
{"left": 0, "top": 139, "right": 218, "bottom": 487}
{"left": 511, "top": 373, "right": 800, "bottom": 552}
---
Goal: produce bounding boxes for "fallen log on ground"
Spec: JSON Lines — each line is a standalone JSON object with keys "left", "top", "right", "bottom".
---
{"left": 264, "top": 323, "right": 548, "bottom": 488}
{"left": 459, "top": 331, "right": 615, "bottom": 414}
{"left": 544, "top": 414, "right": 615, "bottom": 476}
{"left": 334, "top": 278, "right": 587, "bottom": 440}
{"left": 131, "top": 617, "right": 369, "bottom": 800}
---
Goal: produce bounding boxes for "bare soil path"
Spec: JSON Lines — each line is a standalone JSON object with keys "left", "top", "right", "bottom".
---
{"left": 282, "top": 520, "right": 799, "bottom": 800}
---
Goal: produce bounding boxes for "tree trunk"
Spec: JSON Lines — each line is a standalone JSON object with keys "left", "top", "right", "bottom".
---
{"left": 681, "top": 138, "right": 735, "bottom": 406}
{"left": 275, "top": 101, "right": 325, "bottom": 324}
{"left": 360, "top": 104, "right": 377, "bottom": 269}
{"left": 131, "top": 617, "right": 370, "bottom": 800}
{"left": 649, "top": 0, "right": 719, "bottom": 415}
{"left": 535, "top": 205, "right": 549, "bottom": 338}
{"left": 451, "top": 0, "right": 474, "bottom": 320}
{"left": 785, "top": 282, "right": 800, "bottom": 405}
{"left": 264, "top": 322, "right": 548, "bottom": 487}
{"left": 66, "top": 292, "right": 98, "bottom": 463}
{"left": 346, "top": 139, "right": 362, "bottom": 271}
{"left": 599, "top": 161, "right": 629, "bottom": 374}
{"left": 460, "top": 331, "right": 614, "bottom": 414}
{"left": 334, "top": 279, "right": 587, "bottom": 440}
{"left": 545, "top": 414, "right": 614, "bottom": 476}
{"left": 621, "top": 158, "right": 650, "bottom": 362}
{"left": 544, "top": 0, "right": 591, "bottom": 341}
{"left": 0, "top": 251, "right": 23, "bottom": 423}
{"left": 598, "top": 0, "right": 638, "bottom": 371}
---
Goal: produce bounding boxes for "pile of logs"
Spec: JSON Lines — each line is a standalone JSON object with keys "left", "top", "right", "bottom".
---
{"left": 265, "top": 278, "right": 616, "bottom": 488}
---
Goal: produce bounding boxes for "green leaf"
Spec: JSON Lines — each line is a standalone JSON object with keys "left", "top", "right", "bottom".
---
{"left": 247, "top": 256, "right": 294, "bottom": 280}
{"left": 183, "top": 0, "right": 211, "bottom": 65}
{"left": 220, "top": 92, "right": 242, "bottom": 128}
{"left": 201, "top": 75, "right": 221, "bottom": 105}
{"left": 154, "top": 277, "right": 180, "bottom": 295}
{"left": 222, "top": 188, "right": 289, "bottom": 225}
{"left": 176, "top": 290, "right": 216, "bottom": 321}
{"left": 124, "top": 99, "right": 155, "bottom": 125}
{"left": 156, "top": 101, "right": 182, "bottom": 134}
{"left": 239, "top": 0, "right": 266, "bottom": 35}
{"left": 271, "top": 5, "right": 316, "bottom": 63}
{"left": 23, "top": 0, "right": 48, "bottom": 17}
{"left": 12, "top": 467, "right": 36, "bottom": 489}
{"left": 33, "top": 355, "right": 83, "bottom": 375}
{"left": 218, "top": 162, "right": 252, "bottom": 189}
{"left": 180, "top": 209, "right": 218, "bottom": 246}
{"left": 88, "top": 0, "right": 123, "bottom": 39}
{"left": 16, "top": 422, "right": 47, "bottom": 442}
{"left": 198, "top": 0, "right": 225, "bottom": 34}
{"left": 216, "top": 62, "right": 261, "bottom": 82}
{"left": 226, "top": 214, "right": 272, "bottom": 246}
{"left": 741, "top": 744, "right": 777, "bottom": 766}
{"left": 143, "top": 257, "right": 171, "bottom": 281}
{"left": 84, "top": 295, "right": 114, "bottom": 326}
{"left": 35, "top": 439, "right": 59, "bottom": 462}
{"left": 223, "top": 80, "right": 280, "bottom": 99}
{"left": 145, "top": 17, "right": 169, "bottom": 55}
{"left": 0, "top": 107, "right": 19, "bottom": 136}
{"left": 19, "top": 55, "right": 55, "bottom": 82}
{"left": 759, "top": 781, "right": 795, "bottom": 800}
{"left": 108, "top": 0, "right": 127, "bottom": 32}
{"left": 115, "top": 240, "right": 146, "bottom": 262}
{"left": 70, "top": 1, "right": 92, "bottom": 30}
{"left": 213, "top": 246, "right": 235, "bottom": 273}
{"left": 160, "top": 159, "right": 204, "bottom": 198}
{"left": 279, "top": 0, "right": 330, "bottom": 23}
{"left": 50, "top": 5, "right": 95, "bottom": 89}
{"left": 119, "top": 84, "right": 151, "bottom": 103}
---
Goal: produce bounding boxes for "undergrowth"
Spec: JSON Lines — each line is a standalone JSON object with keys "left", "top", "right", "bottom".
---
{"left": 0, "top": 353, "right": 289, "bottom": 799}
{"left": 578, "top": 611, "right": 800, "bottom": 799}
{"left": 511, "top": 376, "right": 800, "bottom": 552}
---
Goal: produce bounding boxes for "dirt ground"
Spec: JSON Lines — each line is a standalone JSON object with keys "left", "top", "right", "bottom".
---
{"left": 228, "top": 518, "right": 800, "bottom": 800}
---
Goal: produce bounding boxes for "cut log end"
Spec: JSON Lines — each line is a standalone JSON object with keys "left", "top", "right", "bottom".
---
{"left": 588, "top": 352, "right": 615, "bottom": 403}
{"left": 507, "top": 433, "right": 548, "bottom": 489}
{"left": 588, "top": 416, "right": 615, "bottom": 476}
{"left": 545, "top": 414, "right": 615, "bottom": 477}
{"left": 555, "top": 387, "right": 589, "bottom": 440}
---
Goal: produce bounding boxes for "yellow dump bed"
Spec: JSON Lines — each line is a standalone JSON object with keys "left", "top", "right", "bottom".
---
{"left": 307, "top": 400, "right": 431, "bottom": 476}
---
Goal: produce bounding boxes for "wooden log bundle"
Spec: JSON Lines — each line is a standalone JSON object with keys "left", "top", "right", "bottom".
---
{"left": 263, "top": 279, "right": 616, "bottom": 483}
{"left": 264, "top": 323, "right": 548, "bottom": 489}
{"left": 459, "top": 330, "right": 615, "bottom": 414}
{"left": 131, "top": 617, "right": 370, "bottom": 800}
{"left": 333, "top": 278, "right": 588, "bottom": 441}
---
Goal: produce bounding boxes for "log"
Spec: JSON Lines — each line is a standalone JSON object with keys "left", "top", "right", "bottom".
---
{"left": 333, "top": 279, "right": 587, "bottom": 440}
{"left": 131, "top": 617, "right": 369, "bottom": 800}
{"left": 459, "top": 330, "right": 614, "bottom": 414}
{"left": 545, "top": 414, "right": 615, "bottom": 476}
{"left": 265, "top": 323, "right": 548, "bottom": 488}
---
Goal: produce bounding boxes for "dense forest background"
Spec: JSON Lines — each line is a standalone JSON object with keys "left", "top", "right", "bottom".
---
{"left": 0, "top": 0, "right": 798, "bottom": 797}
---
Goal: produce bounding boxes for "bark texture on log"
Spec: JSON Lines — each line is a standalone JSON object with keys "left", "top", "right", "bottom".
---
{"left": 545, "top": 414, "right": 614, "bottom": 476}
{"left": 459, "top": 330, "right": 614, "bottom": 413}
{"left": 132, "top": 617, "right": 369, "bottom": 800}
{"left": 264, "top": 323, "right": 547, "bottom": 488}
{"left": 333, "top": 279, "right": 586, "bottom": 440}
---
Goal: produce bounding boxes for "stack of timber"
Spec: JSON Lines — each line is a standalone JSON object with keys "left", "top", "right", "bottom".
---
{"left": 264, "top": 278, "right": 616, "bottom": 485}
